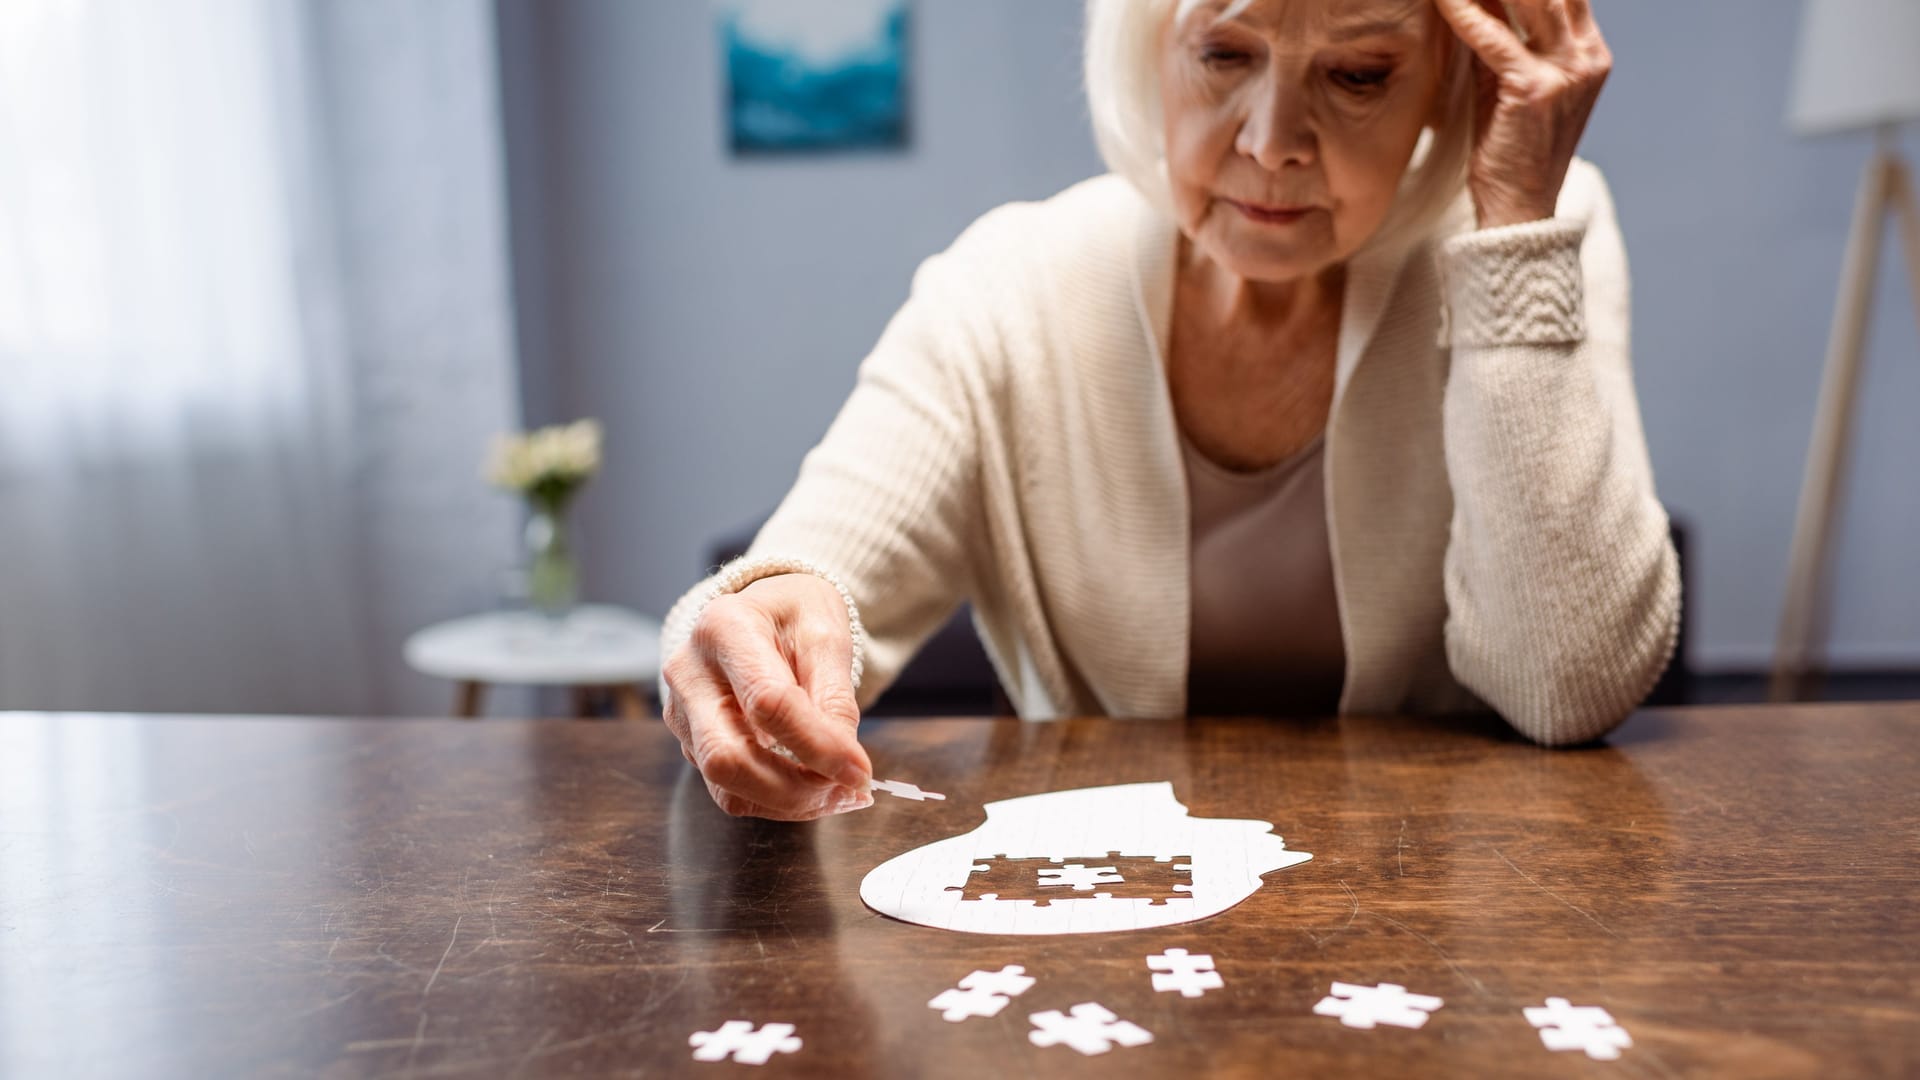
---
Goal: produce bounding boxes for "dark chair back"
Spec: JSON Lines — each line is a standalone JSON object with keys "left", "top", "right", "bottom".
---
{"left": 704, "top": 513, "right": 1694, "bottom": 715}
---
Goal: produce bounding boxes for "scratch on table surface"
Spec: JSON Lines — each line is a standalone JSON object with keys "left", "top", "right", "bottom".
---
{"left": 343, "top": 1032, "right": 455, "bottom": 1053}
{"left": 149, "top": 875, "right": 214, "bottom": 901}
{"left": 450, "top": 951, "right": 549, "bottom": 986}
{"left": 402, "top": 1019, "right": 660, "bottom": 1077}
{"left": 602, "top": 766, "right": 651, "bottom": 789}
{"left": 285, "top": 985, "right": 364, "bottom": 1020}
{"left": 422, "top": 915, "right": 464, "bottom": 998}
{"left": 595, "top": 867, "right": 637, "bottom": 900}
{"left": 645, "top": 918, "right": 731, "bottom": 934}
{"left": 375, "top": 940, "right": 429, "bottom": 975}
{"left": 1688, "top": 785, "right": 1730, "bottom": 819}
{"left": 510, "top": 1028, "right": 556, "bottom": 1078}
{"left": 1624, "top": 1042, "right": 1684, "bottom": 1080}
{"left": 742, "top": 860, "right": 789, "bottom": 909}
{"left": 1396, "top": 819, "right": 1407, "bottom": 878}
{"left": 1489, "top": 846, "right": 1621, "bottom": 940}
{"left": 1365, "top": 911, "right": 1490, "bottom": 997}
{"left": 403, "top": 1012, "right": 430, "bottom": 1073}
{"left": 638, "top": 967, "right": 693, "bottom": 1017}
{"left": 540, "top": 910, "right": 625, "bottom": 940}
{"left": 774, "top": 912, "right": 802, "bottom": 952}
{"left": 1300, "top": 879, "right": 1361, "bottom": 947}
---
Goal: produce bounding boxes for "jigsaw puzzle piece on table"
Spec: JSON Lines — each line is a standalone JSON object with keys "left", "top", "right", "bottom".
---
{"left": 1146, "top": 948, "right": 1223, "bottom": 998}
{"left": 1312, "top": 981, "right": 1445, "bottom": 1029}
{"left": 1523, "top": 998, "right": 1633, "bottom": 1060}
{"left": 1028, "top": 1002, "right": 1154, "bottom": 1056}
{"left": 1036, "top": 863, "right": 1124, "bottom": 891}
{"left": 871, "top": 778, "right": 946, "bottom": 801}
{"left": 688, "top": 1021, "right": 802, "bottom": 1065}
{"left": 926, "top": 965, "right": 1037, "bottom": 1022}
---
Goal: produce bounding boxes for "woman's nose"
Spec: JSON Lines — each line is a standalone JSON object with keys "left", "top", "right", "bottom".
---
{"left": 1234, "top": 84, "right": 1316, "bottom": 171}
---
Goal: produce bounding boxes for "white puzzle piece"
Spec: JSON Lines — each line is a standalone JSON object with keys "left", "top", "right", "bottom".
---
{"left": 1523, "top": 997, "right": 1633, "bottom": 1060}
{"left": 859, "top": 781, "right": 1311, "bottom": 934}
{"left": 1028, "top": 1002, "right": 1153, "bottom": 1055}
{"left": 1312, "top": 981, "right": 1445, "bottom": 1029}
{"left": 926, "top": 965, "right": 1037, "bottom": 1022}
{"left": 688, "top": 1020, "right": 802, "bottom": 1065}
{"left": 1146, "top": 948, "right": 1223, "bottom": 997}
{"left": 1037, "top": 863, "right": 1124, "bottom": 891}
{"left": 871, "top": 778, "right": 946, "bottom": 801}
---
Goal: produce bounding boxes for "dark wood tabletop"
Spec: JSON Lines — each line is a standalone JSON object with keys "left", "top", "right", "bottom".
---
{"left": 2, "top": 705, "right": 1916, "bottom": 1078}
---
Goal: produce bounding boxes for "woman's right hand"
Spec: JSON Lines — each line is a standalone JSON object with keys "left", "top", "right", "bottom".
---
{"left": 660, "top": 573, "right": 874, "bottom": 820}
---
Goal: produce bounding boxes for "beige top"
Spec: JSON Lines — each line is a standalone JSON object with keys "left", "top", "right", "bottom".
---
{"left": 660, "top": 162, "right": 1680, "bottom": 746}
{"left": 1182, "top": 431, "right": 1345, "bottom": 717}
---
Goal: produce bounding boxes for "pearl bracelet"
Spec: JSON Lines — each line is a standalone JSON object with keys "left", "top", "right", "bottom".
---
{"left": 697, "top": 554, "right": 867, "bottom": 690}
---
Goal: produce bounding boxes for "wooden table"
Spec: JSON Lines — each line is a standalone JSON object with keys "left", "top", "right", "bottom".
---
{"left": 1, "top": 706, "right": 1915, "bottom": 1077}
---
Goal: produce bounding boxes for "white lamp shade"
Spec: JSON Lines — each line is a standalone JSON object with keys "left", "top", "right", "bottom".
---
{"left": 1788, "top": 0, "right": 1920, "bottom": 135}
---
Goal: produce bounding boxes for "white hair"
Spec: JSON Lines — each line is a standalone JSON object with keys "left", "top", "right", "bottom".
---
{"left": 1084, "top": 0, "right": 1476, "bottom": 249}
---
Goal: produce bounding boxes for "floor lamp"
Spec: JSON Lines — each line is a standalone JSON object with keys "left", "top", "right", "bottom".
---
{"left": 1772, "top": 1, "right": 1920, "bottom": 701}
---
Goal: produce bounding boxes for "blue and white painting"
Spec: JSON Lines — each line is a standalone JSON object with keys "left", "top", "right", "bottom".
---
{"left": 722, "top": 0, "right": 909, "bottom": 154}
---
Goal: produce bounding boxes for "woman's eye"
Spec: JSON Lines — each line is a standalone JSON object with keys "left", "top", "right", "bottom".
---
{"left": 1199, "top": 45, "right": 1250, "bottom": 69}
{"left": 1329, "top": 67, "right": 1392, "bottom": 93}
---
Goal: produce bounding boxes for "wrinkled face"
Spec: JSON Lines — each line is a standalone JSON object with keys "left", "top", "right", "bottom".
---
{"left": 1159, "top": 0, "right": 1449, "bottom": 283}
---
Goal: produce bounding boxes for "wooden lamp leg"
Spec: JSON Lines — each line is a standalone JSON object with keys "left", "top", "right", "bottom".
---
{"left": 569, "top": 685, "right": 599, "bottom": 718}
{"left": 614, "top": 684, "right": 649, "bottom": 720}
{"left": 1890, "top": 159, "right": 1920, "bottom": 333}
{"left": 1772, "top": 149, "right": 1898, "bottom": 701}
{"left": 455, "top": 680, "right": 487, "bottom": 718}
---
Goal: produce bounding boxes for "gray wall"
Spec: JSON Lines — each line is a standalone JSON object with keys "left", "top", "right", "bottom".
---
{"left": 1581, "top": 3, "right": 1919, "bottom": 668}
{"left": 499, "top": 1, "right": 1919, "bottom": 673}
{"left": 314, "top": 0, "right": 527, "bottom": 716}
{"left": 497, "top": 0, "right": 1103, "bottom": 618}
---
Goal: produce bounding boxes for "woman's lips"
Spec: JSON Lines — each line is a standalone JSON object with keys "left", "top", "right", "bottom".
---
{"left": 1226, "top": 198, "right": 1315, "bottom": 224}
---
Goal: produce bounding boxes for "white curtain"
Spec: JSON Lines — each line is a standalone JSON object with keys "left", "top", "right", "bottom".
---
{"left": 0, "top": 0, "right": 522, "bottom": 715}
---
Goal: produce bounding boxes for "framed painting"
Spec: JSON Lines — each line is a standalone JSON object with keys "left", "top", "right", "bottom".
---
{"left": 722, "top": 0, "right": 910, "bottom": 154}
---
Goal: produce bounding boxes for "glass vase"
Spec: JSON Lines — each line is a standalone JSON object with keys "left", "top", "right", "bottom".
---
{"left": 524, "top": 500, "right": 578, "bottom": 618}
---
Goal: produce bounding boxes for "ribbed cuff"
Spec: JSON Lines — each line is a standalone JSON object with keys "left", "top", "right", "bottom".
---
{"left": 1436, "top": 218, "right": 1587, "bottom": 349}
{"left": 676, "top": 554, "right": 867, "bottom": 691}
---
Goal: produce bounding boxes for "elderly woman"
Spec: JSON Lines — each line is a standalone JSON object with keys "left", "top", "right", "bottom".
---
{"left": 659, "top": 0, "right": 1677, "bottom": 820}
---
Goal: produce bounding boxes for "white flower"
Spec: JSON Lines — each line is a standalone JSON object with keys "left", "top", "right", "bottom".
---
{"left": 484, "top": 418, "right": 602, "bottom": 493}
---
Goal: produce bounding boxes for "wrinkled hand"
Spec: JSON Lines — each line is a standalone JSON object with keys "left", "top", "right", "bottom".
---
{"left": 1433, "top": 0, "right": 1612, "bottom": 229}
{"left": 660, "top": 574, "right": 873, "bottom": 820}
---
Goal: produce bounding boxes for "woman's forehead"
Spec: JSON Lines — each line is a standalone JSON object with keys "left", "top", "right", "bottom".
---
{"left": 1185, "top": 0, "right": 1432, "bottom": 39}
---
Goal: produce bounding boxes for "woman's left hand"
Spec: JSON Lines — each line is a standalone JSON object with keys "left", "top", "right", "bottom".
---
{"left": 1433, "top": 0, "right": 1612, "bottom": 229}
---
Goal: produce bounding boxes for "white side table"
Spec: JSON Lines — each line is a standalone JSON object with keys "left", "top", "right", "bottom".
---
{"left": 403, "top": 604, "right": 663, "bottom": 719}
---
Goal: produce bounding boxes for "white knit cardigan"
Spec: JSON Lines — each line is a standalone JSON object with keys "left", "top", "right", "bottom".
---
{"left": 661, "top": 160, "right": 1680, "bottom": 745}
